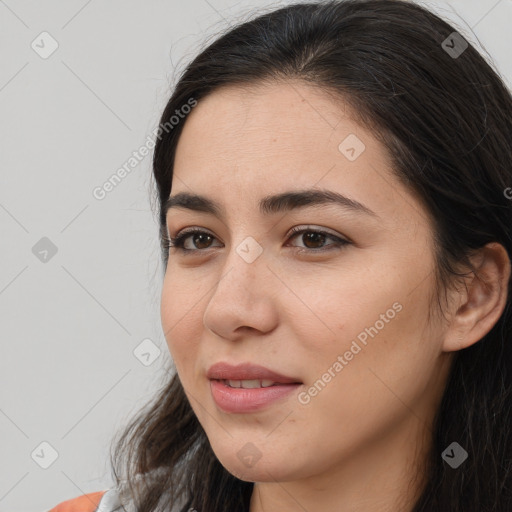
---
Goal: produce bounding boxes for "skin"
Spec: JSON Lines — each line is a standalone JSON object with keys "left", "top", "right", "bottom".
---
{"left": 160, "top": 80, "right": 510, "bottom": 512}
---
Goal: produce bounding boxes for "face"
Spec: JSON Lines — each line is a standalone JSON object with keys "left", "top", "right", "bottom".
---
{"left": 160, "top": 80, "right": 454, "bottom": 484}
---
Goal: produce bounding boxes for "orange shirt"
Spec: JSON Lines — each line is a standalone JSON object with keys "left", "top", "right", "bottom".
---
{"left": 47, "top": 490, "right": 113, "bottom": 512}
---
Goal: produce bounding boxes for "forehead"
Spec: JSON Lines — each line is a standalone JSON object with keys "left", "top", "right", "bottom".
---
{"left": 175, "top": 80, "right": 367, "bottom": 159}
{"left": 174, "top": 81, "right": 391, "bottom": 183}
{"left": 170, "top": 80, "right": 428, "bottom": 232}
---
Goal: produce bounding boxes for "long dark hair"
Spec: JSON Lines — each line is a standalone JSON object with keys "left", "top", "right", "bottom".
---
{"left": 110, "top": 1, "right": 512, "bottom": 510}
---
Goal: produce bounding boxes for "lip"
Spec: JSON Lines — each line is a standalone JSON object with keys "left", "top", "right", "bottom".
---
{"left": 210, "top": 380, "right": 301, "bottom": 413}
{"left": 207, "top": 362, "right": 303, "bottom": 414}
{"left": 206, "top": 362, "right": 301, "bottom": 383}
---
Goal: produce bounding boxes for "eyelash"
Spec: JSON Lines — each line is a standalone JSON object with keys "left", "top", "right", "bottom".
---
{"left": 164, "top": 226, "right": 350, "bottom": 255}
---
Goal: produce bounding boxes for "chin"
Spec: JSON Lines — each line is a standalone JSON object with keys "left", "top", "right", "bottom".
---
{"left": 224, "top": 462, "right": 288, "bottom": 483}
{"left": 213, "top": 448, "right": 299, "bottom": 483}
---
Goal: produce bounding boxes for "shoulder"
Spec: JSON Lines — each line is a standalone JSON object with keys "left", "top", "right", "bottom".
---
{"left": 46, "top": 488, "right": 124, "bottom": 512}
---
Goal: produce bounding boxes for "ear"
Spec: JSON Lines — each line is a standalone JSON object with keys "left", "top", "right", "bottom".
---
{"left": 443, "top": 242, "right": 511, "bottom": 352}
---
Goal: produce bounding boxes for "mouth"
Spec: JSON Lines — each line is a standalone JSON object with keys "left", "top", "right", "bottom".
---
{"left": 207, "top": 362, "right": 303, "bottom": 413}
{"left": 206, "top": 361, "right": 302, "bottom": 384}
{"left": 216, "top": 379, "right": 298, "bottom": 388}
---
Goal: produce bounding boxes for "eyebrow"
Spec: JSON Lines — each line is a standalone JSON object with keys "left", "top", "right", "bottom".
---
{"left": 163, "top": 189, "right": 379, "bottom": 220}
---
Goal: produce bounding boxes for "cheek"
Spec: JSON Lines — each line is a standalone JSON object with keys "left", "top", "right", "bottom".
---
{"left": 160, "top": 275, "right": 204, "bottom": 373}
{"left": 291, "top": 278, "right": 402, "bottom": 358}
{"left": 292, "top": 313, "right": 439, "bottom": 461}
{"left": 296, "top": 272, "right": 437, "bottom": 404}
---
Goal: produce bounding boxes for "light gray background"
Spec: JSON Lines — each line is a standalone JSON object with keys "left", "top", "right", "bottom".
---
{"left": 0, "top": 0, "right": 510, "bottom": 510}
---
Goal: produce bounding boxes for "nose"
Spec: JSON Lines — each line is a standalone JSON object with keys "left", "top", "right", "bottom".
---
{"left": 202, "top": 239, "right": 279, "bottom": 341}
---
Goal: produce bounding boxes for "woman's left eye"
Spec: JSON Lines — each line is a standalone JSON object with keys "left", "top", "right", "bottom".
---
{"left": 286, "top": 226, "right": 350, "bottom": 252}
{"left": 166, "top": 226, "right": 350, "bottom": 254}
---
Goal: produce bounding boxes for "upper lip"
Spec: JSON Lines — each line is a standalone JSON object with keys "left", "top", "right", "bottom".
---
{"left": 207, "top": 362, "right": 302, "bottom": 383}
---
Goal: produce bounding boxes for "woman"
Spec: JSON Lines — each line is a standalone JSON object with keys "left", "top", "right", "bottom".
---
{"left": 48, "top": 0, "right": 512, "bottom": 510}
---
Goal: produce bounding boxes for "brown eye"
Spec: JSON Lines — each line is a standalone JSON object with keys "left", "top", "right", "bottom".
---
{"left": 189, "top": 233, "right": 213, "bottom": 250}
{"left": 287, "top": 227, "right": 350, "bottom": 252}
{"left": 168, "top": 229, "right": 220, "bottom": 252}
{"left": 298, "top": 231, "right": 328, "bottom": 249}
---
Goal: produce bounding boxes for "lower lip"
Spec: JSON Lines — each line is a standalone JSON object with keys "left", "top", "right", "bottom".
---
{"left": 210, "top": 379, "right": 301, "bottom": 413}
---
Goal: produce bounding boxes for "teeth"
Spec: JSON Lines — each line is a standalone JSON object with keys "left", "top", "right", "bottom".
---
{"left": 241, "top": 379, "right": 261, "bottom": 389}
{"left": 225, "top": 379, "right": 277, "bottom": 388}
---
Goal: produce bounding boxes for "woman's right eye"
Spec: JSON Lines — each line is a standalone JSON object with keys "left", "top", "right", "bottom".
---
{"left": 166, "top": 229, "right": 220, "bottom": 253}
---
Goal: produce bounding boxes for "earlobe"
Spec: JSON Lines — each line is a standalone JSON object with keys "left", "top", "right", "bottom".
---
{"left": 442, "top": 242, "right": 511, "bottom": 353}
